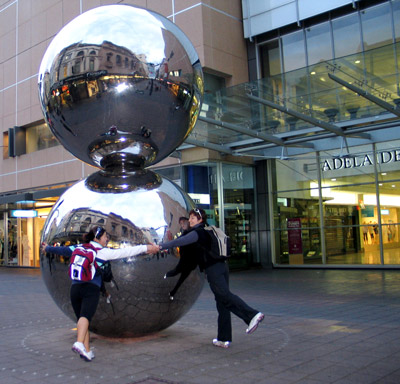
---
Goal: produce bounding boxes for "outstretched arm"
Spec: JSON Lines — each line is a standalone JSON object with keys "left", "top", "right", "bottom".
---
{"left": 160, "top": 230, "right": 199, "bottom": 250}
{"left": 42, "top": 243, "right": 74, "bottom": 257}
{"left": 98, "top": 243, "right": 159, "bottom": 261}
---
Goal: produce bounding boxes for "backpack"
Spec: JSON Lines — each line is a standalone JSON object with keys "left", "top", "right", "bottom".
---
{"left": 69, "top": 243, "right": 99, "bottom": 281}
{"left": 97, "top": 260, "right": 113, "bottom": 283}
{"left": 204, "top": 225, "right": 231, "bottom": 260}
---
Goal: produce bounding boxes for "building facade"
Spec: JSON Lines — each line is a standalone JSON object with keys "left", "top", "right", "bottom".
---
{"left": 1, "top": 0, "right": 399, "bottom": 269}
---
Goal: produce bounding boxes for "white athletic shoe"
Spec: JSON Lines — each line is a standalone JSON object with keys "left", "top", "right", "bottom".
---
{"left": 87, "top": 349, "right": 95, "bottom": 360}
{"left": 246, "top": 312, "right": 265, "bottom": 334}
{"left": 72, "top": 341, "right": 92, "bottom": 361}
{"left": 212, "top": 339, "right": 230, "bottom": 348}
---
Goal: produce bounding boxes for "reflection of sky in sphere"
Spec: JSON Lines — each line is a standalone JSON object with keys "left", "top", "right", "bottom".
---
{"left": 53, "top": 180, "right": 166, "bottom": 229}
{"left": 40, "top": 5, "right": 167, "bottom": 74}
{"left": 49, "top": 178, "right": 189, "bottom": 238}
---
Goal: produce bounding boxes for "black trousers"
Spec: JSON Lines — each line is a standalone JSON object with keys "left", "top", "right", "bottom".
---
{"left": 70, "top": 282, "right": 100, "bottom": 322}
{"left": 205, "top": 261, "right": 258, "bottom": 342}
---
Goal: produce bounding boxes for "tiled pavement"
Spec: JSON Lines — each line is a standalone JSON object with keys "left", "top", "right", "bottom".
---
{"left": 1, "top": 267, "right": 400, "bottom": 384}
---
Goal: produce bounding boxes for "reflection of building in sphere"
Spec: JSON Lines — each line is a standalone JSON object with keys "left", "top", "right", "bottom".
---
{"left": 48, "top": 207, "right": 147, "bottom": 245}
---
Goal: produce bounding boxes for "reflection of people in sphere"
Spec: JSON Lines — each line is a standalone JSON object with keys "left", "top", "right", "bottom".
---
{"left": 164, "top": 217, "right": 198, "bottom": 300}
{"left": 42, "top": 226, "right": 159, "bottom": 361}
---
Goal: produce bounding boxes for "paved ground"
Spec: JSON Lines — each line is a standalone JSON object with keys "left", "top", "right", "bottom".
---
{"left": 1, "top": 267, "right": 400, "bottom": 384}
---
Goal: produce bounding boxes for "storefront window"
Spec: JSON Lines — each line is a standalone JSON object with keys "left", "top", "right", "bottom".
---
{"left": 274, "top": 194, "right": 322, "bottom": 265}
{"left": 183, "top": 162, "right": 257, "bottom": 269}
{"left": 185, "top": 163, "right": 217, "bottom": 213}
{"left": 320, "top": 144, "right": 375, "bottom": 184}
{"left": 0, "top": 218, "right": 4, "bottom": 265}
{"left": 272, "top": 155, "right": 321, "bottom": 265}
{"left": 8, "top": 218, "right": 18, "bottom": 265}
{"left": 221, "top": 164, "right": 256, "bottom": 269}
{"left": 272, "top": 143, "right": 400, "bottom": 266}
{"left": 0, "top": 198, "right": 56, "bottom": 267}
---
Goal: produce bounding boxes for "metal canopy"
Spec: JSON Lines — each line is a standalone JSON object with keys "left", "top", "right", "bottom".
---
{"left": 183, "top": 42, "right": 400, "bottom": 160}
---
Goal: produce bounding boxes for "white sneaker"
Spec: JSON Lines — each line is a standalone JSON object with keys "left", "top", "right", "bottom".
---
{"left": 212, "top": 339, "right": 230, "bottom": 348}
{"left": 246, "top": 312, "right": 264, "bottom": 334}
{"left": 72, "top": 341, "right": 91, "bottom": 361}
{"left": 87, "top": 349, "right": 95, "bottom": 360}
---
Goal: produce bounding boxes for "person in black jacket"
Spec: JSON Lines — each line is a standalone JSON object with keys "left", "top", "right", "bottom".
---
{"left": 159, "top": 208, "right": 264, "bottom": 348}
{"left": 164, "top": 217, "right": 198, "bottom": 300}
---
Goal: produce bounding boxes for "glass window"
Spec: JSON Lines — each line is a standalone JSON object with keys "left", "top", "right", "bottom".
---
{"left": 282, "top": 31, "right": 306, "bottom": 72}
{"left": 319, "top": 144, "right": 375, "bottom": 186}
{"left": 272, "top": 155, "right": 321, "bottom": 265}
{"left": 156, "top": 166, "right": 183, "bottom": 187}
{"left": 26, "top": 123, "right": 59, "bottom": 153}
{"left": 376, "top": 140, "right": 400, "bottom": 183}
{"left": 332, "top": 13, "right": 362, "bottom": 58}
{"left": 72, "top": 60, "right": 80, "bottom": 74}
{"left": 273, "top": 195, "right": 321, "bottom": 265}
{"left": 361, "top": 3, "right": 393, "bottom": 50}
{"left": 3, "top": 132, "right": 9, "bottom": 159}
{"left": 8, "top": 218, "right": 18, "bottom": 266}
{"left": 275, "top": 156, "right": 319, "bottom": 192}
{"left": 185, "top": 163, "right": 218, "bottom": 215}
{"left": 393, "top": 0, "right": 400, "bottom": 42}
{"left": 271, "top": 142, "right": 400, "bottom": 266}
{"left": 259, "top": 39, "right": 281, "bottom": 77}
{"left": 306, "top": 22, "right": 333, "bottom": 66}
{"left": 222, "top": 164, "right": 256, "bottom": 269}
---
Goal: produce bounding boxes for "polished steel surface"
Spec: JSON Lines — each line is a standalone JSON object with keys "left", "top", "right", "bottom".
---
{"left": 38, "top": 4, "right": 203, "bottom": 170}
{"left": 40, "top": 173, "right": 204, "bottom": 337}
{"left": 38, "top": 4, "right": 204, "bottom": 337}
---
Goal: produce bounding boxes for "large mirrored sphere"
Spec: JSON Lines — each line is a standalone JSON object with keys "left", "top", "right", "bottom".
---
{"left": 40, "top": 171, "right": 204, "bottom": 337}
{"left": 38, "top": 4, "right": 203, "bottom": 170}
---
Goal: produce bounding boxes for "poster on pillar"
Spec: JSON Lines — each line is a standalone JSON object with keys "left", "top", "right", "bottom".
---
{"left": 288, "top": 218, "right": 303, "bottom": 264}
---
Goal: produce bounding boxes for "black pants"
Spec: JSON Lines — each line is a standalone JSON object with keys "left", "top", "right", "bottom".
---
{"left": 70, "top": 282, "right": 100, "bottom": 322}
{"left": 166, "top": 252, "right": 197, "bottom": 297}
{"left": 205, "top": 261, "right": 258, "bottom": 342}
